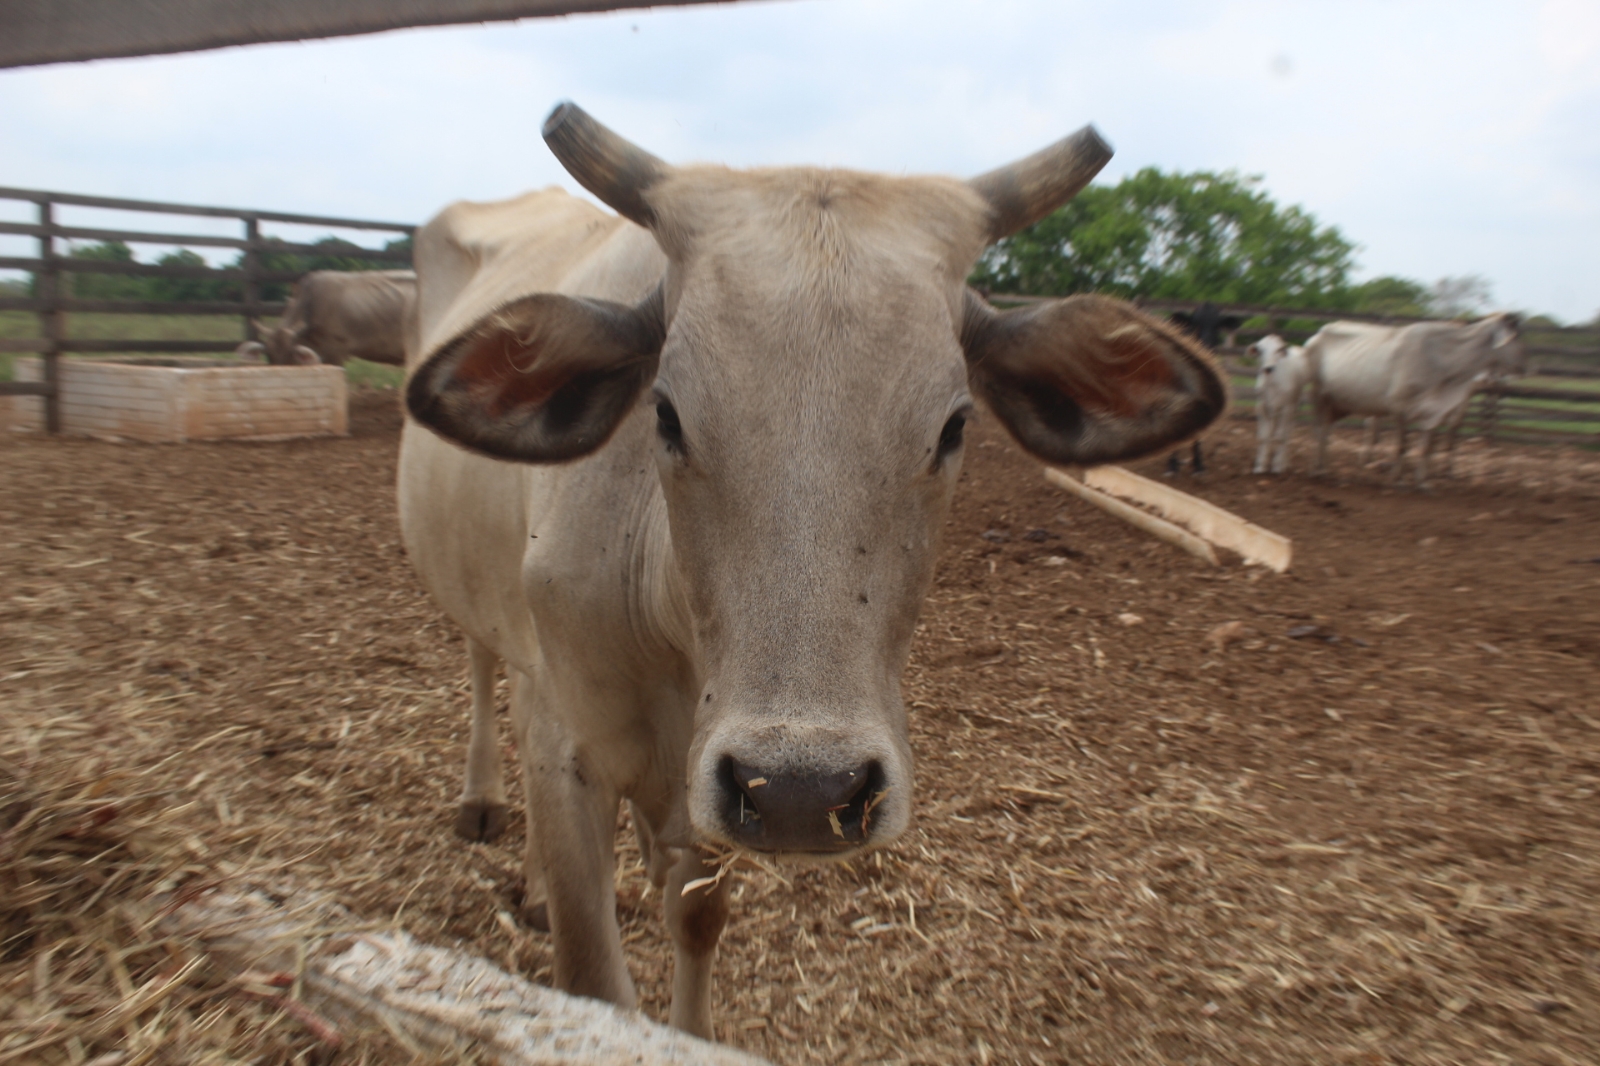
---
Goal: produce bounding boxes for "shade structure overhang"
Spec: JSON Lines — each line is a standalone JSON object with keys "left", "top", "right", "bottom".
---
{"left": 0, "top": 0, "right": 765, "bottom": 69}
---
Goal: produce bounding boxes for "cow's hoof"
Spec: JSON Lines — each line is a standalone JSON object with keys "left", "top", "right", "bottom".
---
{"left": 454, "top": 800, "right": 510, "bottom": 843}
{"left": 524, "top": 901, "right": 550, "bottom": 933}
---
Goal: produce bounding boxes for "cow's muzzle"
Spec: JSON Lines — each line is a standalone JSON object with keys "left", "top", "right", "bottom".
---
{"left": 715, "top": 756, "right": 890, "bottom": 854}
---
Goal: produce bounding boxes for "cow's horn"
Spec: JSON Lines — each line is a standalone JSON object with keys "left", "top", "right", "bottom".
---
{"left": 543, "top": 101, "right": 668, "bottom": 228}
{"left": 968, "top": 125, "right": 1114, "bottom": 242}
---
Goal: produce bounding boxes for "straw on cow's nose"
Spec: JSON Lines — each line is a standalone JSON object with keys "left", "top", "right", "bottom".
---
{"left": 715, "top": 756, "right": 889, "bottom": 852}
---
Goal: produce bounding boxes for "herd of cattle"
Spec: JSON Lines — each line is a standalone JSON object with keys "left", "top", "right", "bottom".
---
{"left": 1247, "top": 313, "right": 1524, "bottom": 485}
{"left": 244, "top": 277, "right": 1526, "bottom": 494}
{"left": 230, "top": 103, "right": 1525, "bottom": 1040}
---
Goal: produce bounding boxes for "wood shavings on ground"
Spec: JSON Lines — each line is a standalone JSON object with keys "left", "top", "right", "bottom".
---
{"left": 3, "top": 393, "right": 1599, "bottom": 1064}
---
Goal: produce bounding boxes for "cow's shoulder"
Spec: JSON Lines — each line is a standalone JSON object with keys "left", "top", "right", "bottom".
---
{"left": 415, "top": 187, "right": 642, "bottom": 360}
{"left": 423, "top": 187, "right": 621, "bottom": 270}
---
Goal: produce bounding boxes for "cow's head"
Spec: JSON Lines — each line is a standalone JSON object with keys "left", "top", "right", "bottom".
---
{"left": 1249, "top": 334, "right": 1290, "bottom": 376}
{"left": 408, "top": 104, "right": 1225, "bottom": 858}
{"left": 249, "top": 319, "right": 320, "bottom": 366}
{"left": 1482, "top": 312, "right": 1527, "bottom": 378}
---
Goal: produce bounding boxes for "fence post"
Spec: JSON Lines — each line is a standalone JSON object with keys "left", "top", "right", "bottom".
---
{"left": 37, "top": 199, "right": 63, "bottom": 434}
{"left": 242, "top": 216, "right": 261, "bottom": 344}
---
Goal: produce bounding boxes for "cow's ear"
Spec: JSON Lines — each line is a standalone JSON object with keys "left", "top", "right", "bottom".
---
{"left": 407, "top": 287, "right": 664, "bottom": 462}
{"left": 961, "top": 290, "right": 1227, "bottom": 466}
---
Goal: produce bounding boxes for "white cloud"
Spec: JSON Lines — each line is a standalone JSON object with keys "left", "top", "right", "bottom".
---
{"left": 1538, "top": 0, "right": 1600, "bottom": 72}
{"left": 0, "top": 0, "right": 1594, "bottom": 320}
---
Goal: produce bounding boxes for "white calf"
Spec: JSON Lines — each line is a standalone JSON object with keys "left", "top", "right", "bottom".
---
{"left": 1250, "top": 334, "right": 1308, "bottom": 474}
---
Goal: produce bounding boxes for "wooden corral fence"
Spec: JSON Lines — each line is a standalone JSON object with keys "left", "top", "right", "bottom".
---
{"left": 0, "top": 186, "right": 413, "bottom": 432}
{"left": 5, "top": 194, "right": 1597, "bottom": 447}
{"left": 992, "top": 294, "right": 1600, "bottom": 448}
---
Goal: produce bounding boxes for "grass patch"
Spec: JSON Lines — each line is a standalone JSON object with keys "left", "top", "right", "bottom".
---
{"left": 1, "top": 313, "right": 400, "bottom": 388}
{"left": 2, "top": 311, "right": 258, "bottom": 382}
{"left": 343, "top": 358, "right": 405, "bottom": 389}
{"left": 0, "top": 310, "right": 248, "bottom": 343}
{"left": 1524, "top": 374, "right": 1600, "bottom": 393}
{"left": 1500, "top": 418, "right": 1600, "bottom": 436}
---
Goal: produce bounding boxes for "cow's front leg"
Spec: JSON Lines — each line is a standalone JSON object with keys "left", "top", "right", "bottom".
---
{"left": 663, "top": 848, "right": 732, "bottom": 1039}
{"left": 1311, "top": 403, "right": 1335, "bottom": 476}
{"left": 1253, "top": 406, "right": 1273, "bottom": 474}
{"left": 1415, "top": 427, "right": 1437, "bottom": 489}
{"left": 455, "top": 636, "right": 510, "bottom": 842}
{"left": 514, "top": 677, "right": 634, "bottom": 1008}
{"left": 1440, "top": 422, "right": 1461, "bottom": 478}
{"left": 1392, "top": 422, "right": 1410, "bottom": 484}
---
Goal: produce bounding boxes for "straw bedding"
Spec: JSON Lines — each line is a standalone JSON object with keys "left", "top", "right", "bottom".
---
{"left": 3, "top": 390, "right": 1598, "bottom": 1064}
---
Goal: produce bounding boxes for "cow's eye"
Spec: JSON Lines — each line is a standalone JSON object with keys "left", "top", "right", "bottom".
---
{"left": 935, "top": 410, "right": 968, "bottom": 465}
{"left": 656, "top": 399, "right": 685, "bottom": 455}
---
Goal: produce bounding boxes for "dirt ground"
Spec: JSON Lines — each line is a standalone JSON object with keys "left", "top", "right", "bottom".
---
{"left": 4, "top": 391, "right": 1599, "bottom": 1065}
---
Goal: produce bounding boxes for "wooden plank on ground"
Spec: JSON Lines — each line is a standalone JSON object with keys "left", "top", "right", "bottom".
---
{"left": 161, "top": 888, "right": 770, "bottom": 1066}
{"left": 1083, "top": 465, "right": 1292, "bottom": 572}
{"left": 1044, "top": 467, "right": 1220, "bottom": 567}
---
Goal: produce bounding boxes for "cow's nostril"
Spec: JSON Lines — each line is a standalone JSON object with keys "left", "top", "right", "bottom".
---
{"left": 717, "top": 756, "right": 763, "bottom": 834}
{"left": 716, "top": 756, "right": 888, "bottom": 851}
{"left": 827, "top": 760, "right": 887, "bottom": 842}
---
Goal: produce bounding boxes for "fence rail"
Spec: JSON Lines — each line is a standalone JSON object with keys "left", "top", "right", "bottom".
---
{"left": 0, "top": 186, "right": 415, "bottom": 230}
{"left": 0, "top": 298, "right": 291, "bottom": 316}
{"left": 1171, "top": 300, "right": 1600, "bottom": 447}
{"left": 5, "top": 192, "right": 1596, "bottom": 446}
{"left": 1210, "top": 331, "right": 1600, "bottom": 448}
{"left": 0, "top": 185, "right": 414, "bottom": 431}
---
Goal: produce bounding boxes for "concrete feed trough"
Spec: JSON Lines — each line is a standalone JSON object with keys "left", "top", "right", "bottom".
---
{"left": 6, "top": 356, "right": 347, "bottom": 442}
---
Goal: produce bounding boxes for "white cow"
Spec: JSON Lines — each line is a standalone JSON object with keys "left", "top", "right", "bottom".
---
{"left": 1305, "top": 314, "right": 1524, "bottom": 485}
{"left": 1361, "top": 367, "right": 1507, "bottom": 478}
{"left": 235, "top": 269, "right": 415, "bottom": 367}
{"left": 399, "top": 103, "right": 1225, "bottom": 1037}
{"left": 1250, "top": 334, "right": 1309, "bottom": 474}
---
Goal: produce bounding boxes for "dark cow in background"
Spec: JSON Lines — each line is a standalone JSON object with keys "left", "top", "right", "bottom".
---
{"left": 1165, "top": 301, "right": 1243, "bottom": 474}
{"left": 236, "top": 269, "right": 416, "bottom": 367}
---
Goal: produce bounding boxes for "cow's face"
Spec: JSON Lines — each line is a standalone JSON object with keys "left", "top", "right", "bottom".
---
{"left": 642, "top": 171, "right": 985, "bottom": 855}
{"left": 1251, "top": 335, "right": 1290, "bottom": 378}
{"left": 254, "top": 322, "right": 319, "bottom": 366}
{"left": 407, "top": 104, "right": 1225, "bottom": 859}
{"left": 1485, "top": 313, "right": 1527, "bottom": 377}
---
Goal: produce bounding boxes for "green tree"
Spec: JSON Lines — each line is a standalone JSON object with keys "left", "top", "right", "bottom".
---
{"left": 247, "top": 236, "right": 411, "bottom": 301}
{"left": 971, "top": 168, "right": 1356, "bottom": 307}
{"left": 148, "top": 248, "right": 237, "bottom": 303}
{"left": 39, "top": 233, "right": 411, "bottom": 306}
{"left": 62, "top": 240, "right": 148, "bottom": 300}
{"left": 1345, "top": 275, "right": 1430, "bottom": 317}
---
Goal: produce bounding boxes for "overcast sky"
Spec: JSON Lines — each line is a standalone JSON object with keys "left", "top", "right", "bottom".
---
{"left": 2, "top": 0, "right": 1596, "bottom": 321}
